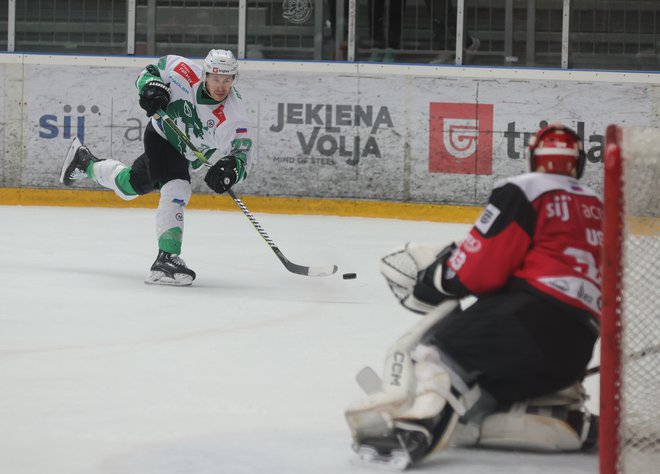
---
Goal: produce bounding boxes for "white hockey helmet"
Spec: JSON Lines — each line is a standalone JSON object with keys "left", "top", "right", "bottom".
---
{"left": 202, "top": 49, "right": 239, "bottom": 82}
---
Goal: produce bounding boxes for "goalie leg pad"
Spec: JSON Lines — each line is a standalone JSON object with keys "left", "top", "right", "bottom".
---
{"left": 478, "top": 407, "right": 585, "bottom": 451}
{"left": 345, "top": 343, "right": 472, "bottom": 467}
{"left": 457, "top": 382, "right": 596, "bottom": 452}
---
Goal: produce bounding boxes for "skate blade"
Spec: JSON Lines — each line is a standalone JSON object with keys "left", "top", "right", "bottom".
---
{"left": 60, "top": 137, "right": 83, "bottom": 184}
{"left": 355, "top": 445, "right": 412, "bottom": 471}
{"left": 144, "top": 271, "right": 193, "bottom": 287}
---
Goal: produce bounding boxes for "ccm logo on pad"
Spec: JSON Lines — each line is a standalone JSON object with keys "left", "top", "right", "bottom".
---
{"left": 429, "top": 103, "right": 493, "bottom": 175}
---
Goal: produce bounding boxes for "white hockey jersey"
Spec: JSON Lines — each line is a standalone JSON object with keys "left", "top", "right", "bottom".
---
{"left": 136, "top": 55, "right": 252, "bottom": 180}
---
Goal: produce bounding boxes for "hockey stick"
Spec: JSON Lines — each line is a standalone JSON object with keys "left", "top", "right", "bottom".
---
{"left": 154, "top": 109, "right": 338, "bottom": 277}
{"left": 585, "top": 342, "right": 660, "bottom": 377}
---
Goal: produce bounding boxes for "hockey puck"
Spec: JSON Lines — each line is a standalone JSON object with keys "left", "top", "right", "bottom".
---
{"left": 342, "top": 273, "right": 357, "bottom": 280}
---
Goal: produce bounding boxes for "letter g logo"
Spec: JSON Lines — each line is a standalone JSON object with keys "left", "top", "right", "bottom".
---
{"left": 429, "top": 102, "right": 494, "bottom": 175}
{"left": 443, "top": 119, "right": 480, "bottom": 159}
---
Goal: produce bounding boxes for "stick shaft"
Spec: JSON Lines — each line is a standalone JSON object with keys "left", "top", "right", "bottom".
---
{"left": 586, "top": 342, "right": 660, "bottom": 377}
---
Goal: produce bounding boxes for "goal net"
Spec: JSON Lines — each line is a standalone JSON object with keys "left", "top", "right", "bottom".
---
{"left": 600, "top": 125, "right": 660, "bottom": 474}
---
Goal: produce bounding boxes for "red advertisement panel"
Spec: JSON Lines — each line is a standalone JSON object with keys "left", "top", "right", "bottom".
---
{"left": 429, "top": 102, "right": 494, "bottom": 175}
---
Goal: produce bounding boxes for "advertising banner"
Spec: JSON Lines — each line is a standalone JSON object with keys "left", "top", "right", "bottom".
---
{"left": 25, "top": 64, "right": 148, "bottom": 189}
{"left": 0, "top": 64, "right": 4, "bottom": 184}
{"left": 10, "top": 56, "right": 660, "bottom": 206}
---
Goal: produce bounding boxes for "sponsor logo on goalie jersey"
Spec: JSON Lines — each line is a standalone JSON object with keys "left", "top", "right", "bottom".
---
{"left": 448, "top": 250, "right": 467, "bottom": 272}
{"left": 546, "top": 195, "right": 571, "bottom": 222}
{"left": 585, "top": 228, "right": 603, "bottom": 246}
{"left": 475, "top": 204, "right": 501, "bottom": 234}
{"left": 538, "top": 276, "right": 601, "bottom": 314}
{"left": 462, "top": 234, "right": 482, "bottom": 253}
{"left": 581, "top": 204, "right": 602, "bottom": 220}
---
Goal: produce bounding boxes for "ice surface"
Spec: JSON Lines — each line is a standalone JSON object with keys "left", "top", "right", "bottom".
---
{"left": 0, "top": 205, "right": 598, "bottom": 473}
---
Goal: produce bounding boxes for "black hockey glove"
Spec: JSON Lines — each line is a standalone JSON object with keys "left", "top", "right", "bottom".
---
{"left": 412, "top": 243, "right": 457, "bottom": 306}
{"left": 139, "top": 81, "right": 170, "bottom": 117}
{"left": 205, "top": 155, "right": 238, "bottom": 194}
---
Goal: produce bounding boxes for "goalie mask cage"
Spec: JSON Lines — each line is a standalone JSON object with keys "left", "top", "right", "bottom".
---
{"left": 600, "top": 125, "right": 660, "bottom": 474}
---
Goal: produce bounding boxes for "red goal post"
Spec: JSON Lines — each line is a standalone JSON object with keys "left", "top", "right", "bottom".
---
{"left": 600, "top": 125, "right": 660, "bottom": 474}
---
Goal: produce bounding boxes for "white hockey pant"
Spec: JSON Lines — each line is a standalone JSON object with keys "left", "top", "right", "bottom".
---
{"left": 91, "top": 160, "right": 138, "bottom": 201}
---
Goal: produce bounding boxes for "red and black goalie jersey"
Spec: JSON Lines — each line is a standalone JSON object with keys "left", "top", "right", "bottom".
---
{"left": 443, "top": 172, "right": 603, "bottom": 320}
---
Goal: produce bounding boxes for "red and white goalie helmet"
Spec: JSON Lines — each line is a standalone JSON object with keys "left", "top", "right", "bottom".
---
{"left": 527, "top": 124, "right": 586, "bottom": 178}
{"left": 202, "top": 49, "right": 239, "bottom": 82}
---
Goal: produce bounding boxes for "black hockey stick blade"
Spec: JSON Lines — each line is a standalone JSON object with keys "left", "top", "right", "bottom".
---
{"left": 274, "top": 247, "right": 338, "bottom": 277}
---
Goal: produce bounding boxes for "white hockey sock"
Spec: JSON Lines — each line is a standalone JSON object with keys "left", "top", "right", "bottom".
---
{"left": 91, "top": 160, "right": 138, "bottom": 201}
{"left": 157, "top": 179, "right": 192, "bottom": 254}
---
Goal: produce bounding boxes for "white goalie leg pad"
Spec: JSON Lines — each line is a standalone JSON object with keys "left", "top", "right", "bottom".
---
{"left": 478, "top": 408, "right": 583, "bottom": 451}
{"left": 91, "top": 160, "right": 138, "bottom": 201}
{"left": 346, "top": 338, "right": 473, "bottom": 466}
{"left": 156, "top": 179, "right": 192, "bottom": 246}
{"left": 380, "top": 242, "right": 453, "bottom": 314}
{"left": 470, "top": 383, "right": 592, "bottom": 452}
{"left": 346, "top": 300, "right": 461, "bottom": 429}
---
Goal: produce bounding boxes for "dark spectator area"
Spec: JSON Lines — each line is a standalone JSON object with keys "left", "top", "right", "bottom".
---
{"left": 1, "top": 1, "right": 658, "bottom": 70}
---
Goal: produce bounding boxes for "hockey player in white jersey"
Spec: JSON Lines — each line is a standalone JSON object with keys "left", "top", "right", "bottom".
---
{"left": 60, "top": 49, "right": 252, "bottom": 286}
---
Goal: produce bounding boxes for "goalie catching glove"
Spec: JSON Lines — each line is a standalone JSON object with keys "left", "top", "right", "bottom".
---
{"left": 380, "top": 242, "right": 457, "bottom": 314}
{"left": 204, "top": 155, "right": 240, "bottom": 194}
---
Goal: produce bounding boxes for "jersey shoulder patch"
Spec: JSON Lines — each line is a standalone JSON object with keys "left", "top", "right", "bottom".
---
{"left": 475, "top": 203, "right": 502, "bottom": 234}
{"left": 171, "top": 58, "right": 201, "bottom": 87}
{"left": 495, "top": 173, "right": 600, "bottom": 202}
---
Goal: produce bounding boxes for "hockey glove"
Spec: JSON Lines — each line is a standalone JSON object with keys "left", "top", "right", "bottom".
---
{"left": 380, "top": 242, "right": 457, "bottom": 314}
{"left": 204, "top": 155, "right": 238, "bottom": 194}
{"left": 412, "top": 243, "right": 457, "bottom": 308}
{"left": 139, "top": 81, "right": 170, "bottom": 117}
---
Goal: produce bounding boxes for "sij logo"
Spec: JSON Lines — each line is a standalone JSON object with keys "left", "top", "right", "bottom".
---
{"left": 429, "top": 102, "right": 493, "bottom": 175}
{"left": 39, "top": 104, "right": 99, "bottom": 144}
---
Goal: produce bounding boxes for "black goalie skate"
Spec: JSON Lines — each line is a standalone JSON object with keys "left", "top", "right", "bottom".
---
{"left": 60, "top": 137, "right": 101, "bottom": 186}
{"left": 145, "top": 250, "right": 196, "bottom": 286}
